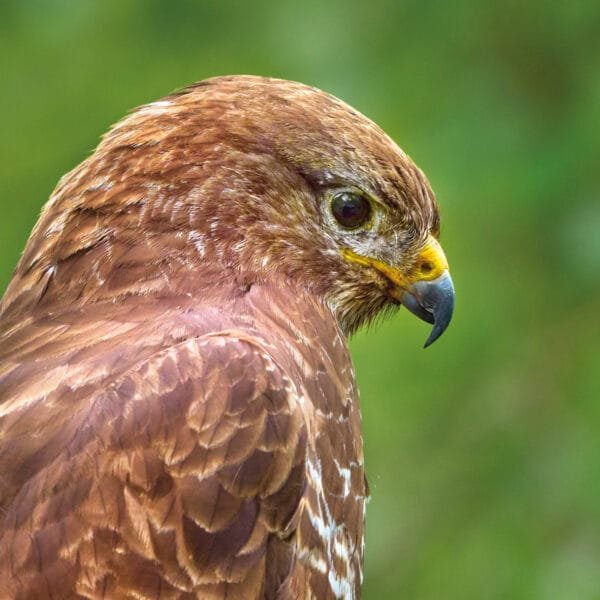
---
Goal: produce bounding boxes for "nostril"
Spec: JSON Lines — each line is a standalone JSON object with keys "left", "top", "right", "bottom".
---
{"left": 420, "top": 261, "right": 433, "bottom": 274}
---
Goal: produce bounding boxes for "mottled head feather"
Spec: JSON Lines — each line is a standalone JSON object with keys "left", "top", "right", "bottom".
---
{"left": 0, "top": 76, "right": 443, "bottom": 599}
{"left": 2, "top": 75, "right": 439, "bottom": 334}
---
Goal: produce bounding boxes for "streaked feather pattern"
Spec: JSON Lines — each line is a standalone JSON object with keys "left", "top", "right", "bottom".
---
{"left": 0, "top": 75, "right": 442, "bottom": 598}
{"left": 0, "top": 285, "right": 366, "bottom": 599}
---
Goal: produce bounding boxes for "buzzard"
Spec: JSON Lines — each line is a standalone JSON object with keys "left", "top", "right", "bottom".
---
{"left": 0, "top": 76, "right": 454, "bottom": 599}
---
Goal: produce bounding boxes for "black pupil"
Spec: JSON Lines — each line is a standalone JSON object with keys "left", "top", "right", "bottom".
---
{"left": 331, "top": 192, "right": 371, "bottom": 229}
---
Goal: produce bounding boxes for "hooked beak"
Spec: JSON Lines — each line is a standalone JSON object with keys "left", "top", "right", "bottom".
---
{"left": 342, "top": 235, "right": 455, "bottom": 347}
{"left": 400, "top": 271, "right": 455, "bottom": 347}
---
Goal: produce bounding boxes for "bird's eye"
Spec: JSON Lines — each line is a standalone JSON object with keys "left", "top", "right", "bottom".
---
{"left": 330, "top": 192, "right": 372, "bottom": 230}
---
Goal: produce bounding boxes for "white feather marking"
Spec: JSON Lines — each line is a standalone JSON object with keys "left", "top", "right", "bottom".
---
{"left": 138, "top": 100, "right": 172, "bottom": 116}
{"left": 336, "top": 464, "right": 351, "bottom": 498}
{"left": 187, "top": 231, "right": 205, "bottom": 257}
{"left": 305, "top": 455, "right": 358, "bottom": 599}
{"left": 296, "top": 547, "right": 328, "bottom": 574}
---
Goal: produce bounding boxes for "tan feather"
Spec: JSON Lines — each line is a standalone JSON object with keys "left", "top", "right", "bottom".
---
{"left": 0, "top": 75, "right": 443, "bottom": 598}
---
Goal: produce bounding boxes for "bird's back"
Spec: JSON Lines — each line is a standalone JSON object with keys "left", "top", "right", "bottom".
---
{"left": 0, "top": 282, "right": 367, "bottom": 599}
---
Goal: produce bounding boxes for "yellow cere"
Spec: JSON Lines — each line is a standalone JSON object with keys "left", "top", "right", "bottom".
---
{"left": 342, "top": 234, "right": 449, "bottom": 290}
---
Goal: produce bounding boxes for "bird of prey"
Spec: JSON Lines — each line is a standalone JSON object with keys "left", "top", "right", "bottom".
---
{"left": 0, "top": 76, "right": 454, "bottom": 599}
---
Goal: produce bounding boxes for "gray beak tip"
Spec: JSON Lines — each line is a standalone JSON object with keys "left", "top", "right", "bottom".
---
{"left": 401, "top": 271, "right": 455, "bottom": 348}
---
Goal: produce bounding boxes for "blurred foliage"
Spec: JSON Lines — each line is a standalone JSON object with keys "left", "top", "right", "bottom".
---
{"left": 1, "top": 1, "right": 599, "bottom": 598}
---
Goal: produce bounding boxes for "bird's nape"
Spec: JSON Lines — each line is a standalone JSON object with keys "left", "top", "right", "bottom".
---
{"left": 0, "top": 75, "right": 453, "bottom": 599}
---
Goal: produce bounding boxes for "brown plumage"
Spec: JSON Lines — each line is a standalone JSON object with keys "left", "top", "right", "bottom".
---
{"left": 0, "top": 76, "right": 453, "bottom": 599}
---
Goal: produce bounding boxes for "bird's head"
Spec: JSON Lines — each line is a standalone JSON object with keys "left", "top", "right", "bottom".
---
{"left": 7, "top": 76, "right": 454, "bottom": 344}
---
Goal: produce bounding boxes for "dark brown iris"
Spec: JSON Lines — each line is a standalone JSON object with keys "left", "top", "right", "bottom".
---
{"left": 331, "top": 192, "right": 371, "bottom": 229}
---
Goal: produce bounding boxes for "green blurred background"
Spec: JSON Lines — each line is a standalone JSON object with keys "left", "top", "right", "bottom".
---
{"left": 1, "top": 1, "right": 599, "bottom": 598}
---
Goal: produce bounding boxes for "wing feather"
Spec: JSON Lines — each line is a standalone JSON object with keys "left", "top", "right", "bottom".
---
{"left": 0, "top": 334, "right": 307, "bottom": 599}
